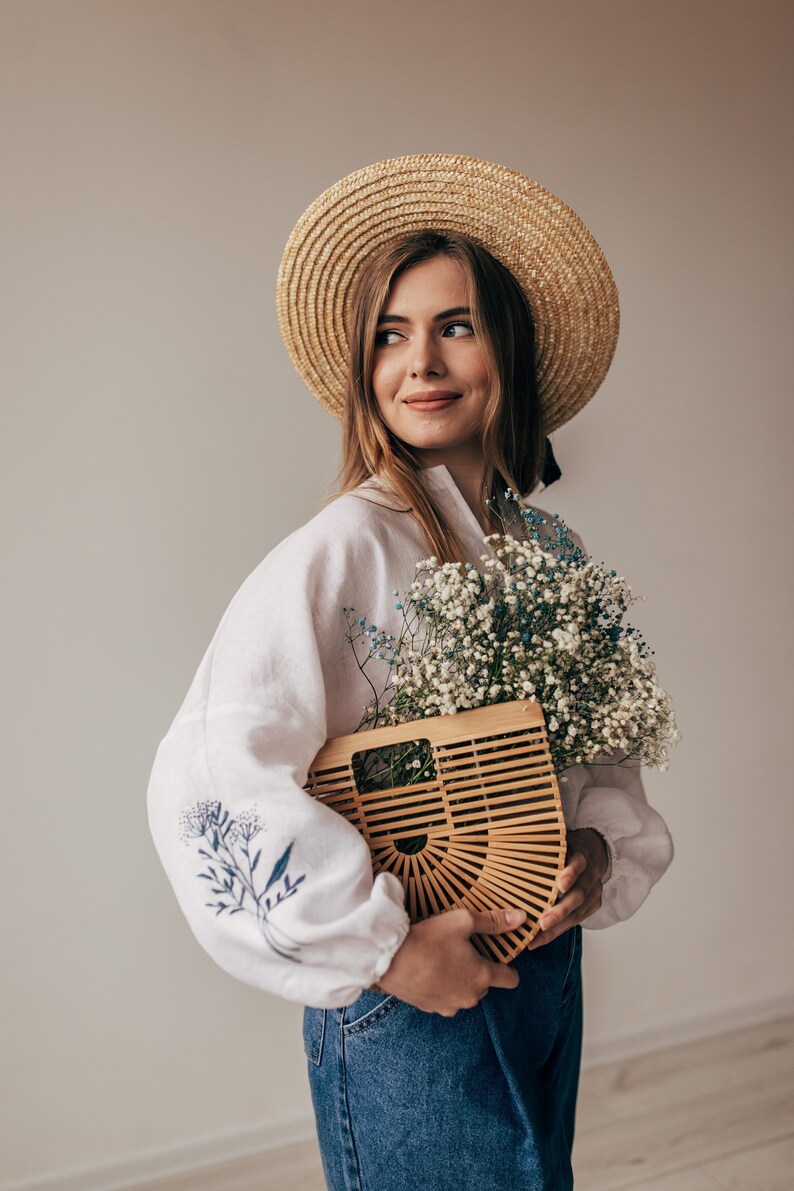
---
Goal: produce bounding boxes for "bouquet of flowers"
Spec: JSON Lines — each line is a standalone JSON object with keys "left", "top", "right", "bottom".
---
{"left": 343, "top": 490, "right": 680, "bottom": 797}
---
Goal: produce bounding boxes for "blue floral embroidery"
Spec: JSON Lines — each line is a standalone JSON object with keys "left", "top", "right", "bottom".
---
{"left": 179, "top": 800, "right": 306, "bottom": 962}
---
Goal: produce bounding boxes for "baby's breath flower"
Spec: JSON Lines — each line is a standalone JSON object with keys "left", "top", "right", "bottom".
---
{"left": 344, "top": 516, "right": 679, "bottom": 778}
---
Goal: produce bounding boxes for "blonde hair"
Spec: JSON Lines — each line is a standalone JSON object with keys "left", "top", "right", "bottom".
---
{"left": 323, "top": 231, "right": 546, "bottom": 564}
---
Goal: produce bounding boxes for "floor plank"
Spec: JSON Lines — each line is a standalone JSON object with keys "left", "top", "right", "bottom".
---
{"left": 700, "top": 1133, "right": 794, "bottom": 1190}
{"left": 123, "top": 1141, "right": 325, "bottom": 1191}
{"left": 579, "top": 1015, "right": 794, "bottom": 1122}
{"left": 605, "top": 1170, "right": 720, "bottom": 1191}
{"left": 573, "top": 1062, "right": 793, "bottom": 1189}
{"left": 124, "top": 1015, "right": 794, "bottom": 1191}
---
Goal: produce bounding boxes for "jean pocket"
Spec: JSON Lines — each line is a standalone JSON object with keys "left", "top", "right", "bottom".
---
{"left": 303, "top": 1006, "right": 326, "bottom": 1067}
{"left": 342, "top": 988, "right": 406, "bottom": 1037}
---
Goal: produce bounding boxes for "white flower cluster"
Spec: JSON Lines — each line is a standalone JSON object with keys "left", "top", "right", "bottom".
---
{"left": 373, "top": 531, "right": 680, "bottom": 774}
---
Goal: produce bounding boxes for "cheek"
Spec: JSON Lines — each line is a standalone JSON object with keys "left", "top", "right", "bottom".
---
{"left": 455, "top": 338, "right": 490, "bottom": 395}
{"left": 465, "top": 355, "right": 492, "bottom": 414}
{"left": 371, "top": 355, "right": 404, "bottom": 417}
{"left": 371, "top": 355, "right": 392, "bottom": 402}
{"left": 470, "top": 350, "right": 490, "bottom": 392}
{"left": 371, "top": 361, "right": 397, "bottom": 428}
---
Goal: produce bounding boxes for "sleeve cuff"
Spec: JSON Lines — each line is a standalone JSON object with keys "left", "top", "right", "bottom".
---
{"left": 574, "top": 823, "right": 616, "bottom": 885}
{"left": 369, "top": 872, "right": 411, "bottom": 984}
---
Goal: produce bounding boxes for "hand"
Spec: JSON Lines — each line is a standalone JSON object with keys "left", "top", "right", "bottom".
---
{"left": 377, "top": 906, "right": 526, "bottom": 1016}
{"left": 527, "top": 828, "right": 608, "bottom": 949}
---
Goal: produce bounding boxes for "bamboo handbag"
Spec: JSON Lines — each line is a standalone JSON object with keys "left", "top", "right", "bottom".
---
{"left": 304, "top": 698, "right": 566, "bottom": 961}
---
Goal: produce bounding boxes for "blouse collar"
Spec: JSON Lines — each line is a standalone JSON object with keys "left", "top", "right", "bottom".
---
{"left": 363, "top": 464, "right": 537, "bottom": 563}
{"left": 417, "top": 465, "right": 492, "bottom": 550}
{"left": 365, "top": 465, "right": 496, "bottom": 562}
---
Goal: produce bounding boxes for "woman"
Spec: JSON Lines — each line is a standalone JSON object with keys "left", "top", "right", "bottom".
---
{"left": 148, "top": 154, "right": 674, "bottom": 1190}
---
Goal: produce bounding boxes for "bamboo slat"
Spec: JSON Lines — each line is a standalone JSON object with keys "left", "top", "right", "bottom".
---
{"left": 304, "top": 699, "right": 566, "bottom": 961}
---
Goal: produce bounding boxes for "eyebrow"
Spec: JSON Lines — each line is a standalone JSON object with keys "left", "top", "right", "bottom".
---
{"left": 376, "top": 306, "right": 471, "bottom": 326}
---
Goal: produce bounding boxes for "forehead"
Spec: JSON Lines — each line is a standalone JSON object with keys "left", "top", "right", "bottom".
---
{"left": 383, "top": 254, "right": 470, "bottom": 312}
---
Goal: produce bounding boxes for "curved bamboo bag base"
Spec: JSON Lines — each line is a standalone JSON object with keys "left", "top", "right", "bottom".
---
{"left": 304, "top": 699, "right": 566, "bottom": 963}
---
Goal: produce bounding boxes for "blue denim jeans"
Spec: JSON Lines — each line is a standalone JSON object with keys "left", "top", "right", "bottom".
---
{"left": 303, "top": 924, "right": 583, "bottom": 1191}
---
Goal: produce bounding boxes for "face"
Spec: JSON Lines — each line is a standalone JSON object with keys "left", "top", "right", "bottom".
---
{"left": 371, "top": 254, "right": 491, "bottom": 467}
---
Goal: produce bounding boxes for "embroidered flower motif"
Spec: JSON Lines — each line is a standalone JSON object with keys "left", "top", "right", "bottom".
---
{"left": 180, "top": 800, "right": 306, "bottom": 962}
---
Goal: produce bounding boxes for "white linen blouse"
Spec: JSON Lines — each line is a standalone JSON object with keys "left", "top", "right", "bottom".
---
{"left": 147, "top": 465, "right": 674, "bottom": 1009}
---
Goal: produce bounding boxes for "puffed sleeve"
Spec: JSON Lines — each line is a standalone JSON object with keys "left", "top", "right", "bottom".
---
{"left": 559, "top": 755, "right": 674, "bottom": 929}
{"left": 532, "top": 514, "right": 675, "bottom": 928}
{"left": 146, "top": 523, "right": 410, "bottom": 1009}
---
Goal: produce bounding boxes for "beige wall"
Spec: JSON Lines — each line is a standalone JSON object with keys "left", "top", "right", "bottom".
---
{"left": 2, "top": 1, "right": 792, "bottom": 1186}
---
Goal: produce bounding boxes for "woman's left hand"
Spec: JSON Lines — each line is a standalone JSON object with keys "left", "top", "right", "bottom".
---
{"left": 527, "top": 828, "right": 609, "bottom": 949}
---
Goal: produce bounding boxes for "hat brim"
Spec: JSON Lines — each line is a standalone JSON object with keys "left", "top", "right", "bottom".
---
{"left": 276, "top": 153, "right": 619, "bottom": 434}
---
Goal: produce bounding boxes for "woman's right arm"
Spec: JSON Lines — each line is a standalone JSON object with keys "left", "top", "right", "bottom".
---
{"left": 147, "top": 528, "right": 411, "bottom": 1009}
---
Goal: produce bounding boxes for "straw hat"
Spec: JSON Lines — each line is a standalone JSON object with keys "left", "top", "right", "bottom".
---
{"left": 276, "top": 153, "right": 619, "bottom": 434}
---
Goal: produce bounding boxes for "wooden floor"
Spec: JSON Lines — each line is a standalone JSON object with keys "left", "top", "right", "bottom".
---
{"left": 128, "top": 1014, "right": 794, "bottom": 1191}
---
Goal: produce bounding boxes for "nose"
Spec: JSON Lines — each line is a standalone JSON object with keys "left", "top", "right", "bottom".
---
{"left": 409, "top": 330, "right": 446, "bottom": 379}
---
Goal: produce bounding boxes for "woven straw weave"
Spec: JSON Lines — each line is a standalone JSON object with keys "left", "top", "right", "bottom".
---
{"left": 304, "top": 699, "right": 566, "bottom": 963}
{"left": 277, "top": 153, "right": 619, "bottom": 433}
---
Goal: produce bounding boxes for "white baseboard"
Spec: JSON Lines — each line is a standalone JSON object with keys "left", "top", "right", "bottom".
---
{"left": 5, "top": 993, "right": 792, "bottom": 1191}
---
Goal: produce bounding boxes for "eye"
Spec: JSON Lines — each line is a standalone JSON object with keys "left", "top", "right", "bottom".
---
{"left": 442, "top": 320, "right": 475, "bottom": 338}
{"left": 374, "top": 328, "right": 404, "bottom": 347}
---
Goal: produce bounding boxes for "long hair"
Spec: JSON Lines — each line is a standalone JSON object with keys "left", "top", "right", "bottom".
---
{"left": 324, "top": 231, "right": 546, "bottom": 565}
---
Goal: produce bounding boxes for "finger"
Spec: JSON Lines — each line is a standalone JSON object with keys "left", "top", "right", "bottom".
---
{"left": 543, "top": 886, "right": 586, "bottom": 929}
{"left": 528, "top": 889, "right": 600, "bottom": 948}
{"left": 527, "top": 892, "right": 586, "bottom": 948}
{"left": 527, "top": 928, "right": 554, "bottom": 949}
{"left": 528, "top": 913, "right": 576, "bottom": 948}
{"left": 487, "top": 961, "right": 520, "bottom": 990}
{"left": 556, "top": 854, "right": 587, "bottom": 893}
{"left": 467, "top": 907, "right": 527, "bottom": 936}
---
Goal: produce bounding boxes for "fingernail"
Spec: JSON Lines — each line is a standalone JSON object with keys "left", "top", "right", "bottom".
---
{"left": 505, "top": 909, "right": 526, "bottom": 926}
{"left": 539, "top": 916, "right": 552, "bottom": 930}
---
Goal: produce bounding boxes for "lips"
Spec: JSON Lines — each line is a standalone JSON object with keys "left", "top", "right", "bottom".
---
{"left": 403, "top": 390, "right": 461, "bottom": 405}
